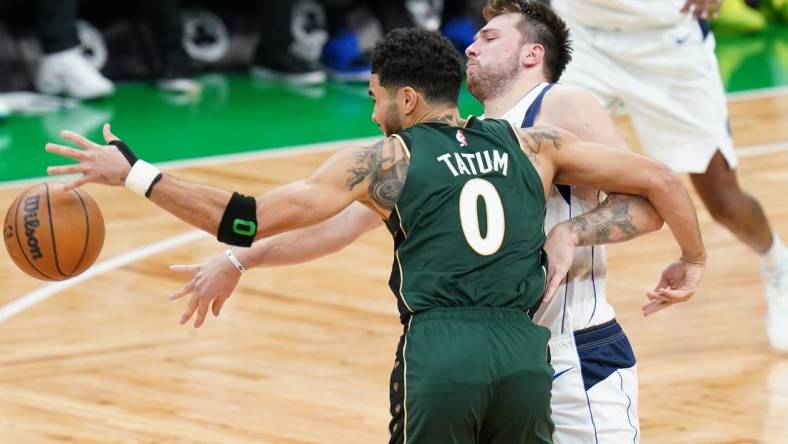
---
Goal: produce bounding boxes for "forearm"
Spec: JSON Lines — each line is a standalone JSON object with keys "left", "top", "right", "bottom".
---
{"left": 645, "top": 171, "right": 706, "bottom": 263}
{"left": 148, "top": 174, "right": 232, "bottom": 236}
{"left": 564, "top": 193, "right": 664, "bottom": 246}
{"left": 231, "top": 203, "right": 381, "bottom": 268}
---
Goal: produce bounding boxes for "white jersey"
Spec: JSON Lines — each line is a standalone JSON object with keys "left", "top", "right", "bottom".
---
{"left": 552, "top": 0, "right": 691, "bottom": 30}
{"left": 487, "top": 82, "right": 616, "bottom": 335}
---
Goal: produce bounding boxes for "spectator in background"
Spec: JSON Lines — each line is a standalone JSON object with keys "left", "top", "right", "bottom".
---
{"left": 35, "top": 0, "right": 114, "bottom": 99}
{"left": 251, "top": 0, "right": 329, "bottom": 85}
{"left": 141, "top": 0, "right": 200, "bottom": 94}
{"left": 442, "top": 0, "right": 485, "bottom": 52}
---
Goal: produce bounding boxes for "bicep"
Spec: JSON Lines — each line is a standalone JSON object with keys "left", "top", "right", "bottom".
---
{"left": 254, "top": 148, "right": 368, "bottom": 238}
{"left": 553, "top": 141, "right": 665, "bottom": 197}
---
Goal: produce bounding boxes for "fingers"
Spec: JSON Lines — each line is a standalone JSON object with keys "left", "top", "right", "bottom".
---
{"left": 212, "top": 295, "right": 230, "bottom": 317}
{"left": 45, "top": 143, "right": 91, "bottom": 161}
{"left": 712, "top": 0, "right": 722, "bottom": 18}
{"left": 193, "top": 298, "right": 211, "bottom": 328}
{"left": 679, "top": 0, "right": 691, "bottom": 13}
{"left": 646, "top": 287, "right": 692, "bottom": 304}
{"left": 180, "top": 294, "right": 200, "bottom": 325}
{"left": 61, "top": 130, "right": 99, "bottom": 150}
{"left": 47, "top": 164, "right": 85, "bottom": 176}
{"left": 643, "top": 300, "right": 668, "bottom": 317}
{"left": 169, "top": 264, "right": 199, "bottom": 274}
{"left": 62, "top": 176, "right": 91, "bottom": 191}
{"left": 542, "top": 266, "right": 566, "bottom": 304}
{"left": 170, "top": 282, "right": 194, "bottom": 300}
{"left": 656, "top": 287, "right": 693, "bottom": 301}
{"left": 103, "top": 123, "right": 119, "bottom": 143}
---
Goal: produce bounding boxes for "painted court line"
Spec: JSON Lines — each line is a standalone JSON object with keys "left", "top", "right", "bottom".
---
{"left": 0, "top": 136, "right": 379, "bottom": 191}
{"left": 1, "top": 89, "right": 788, "bottom": 325}
{"left": 0, "top": 230, "right": 207, "bottom": 324}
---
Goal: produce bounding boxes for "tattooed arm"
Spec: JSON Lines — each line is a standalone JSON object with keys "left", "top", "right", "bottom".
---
{"left": 521, "top": 126, "right": 706, "bottom": 309}
{"left": 562, "top": 193, "right": 664, "bottom": 246}
{"left": 538, "top": 84, "right": 663, "bottom": 245}
{"left": 130, "top": 136, "right": 408, "bottom": 241}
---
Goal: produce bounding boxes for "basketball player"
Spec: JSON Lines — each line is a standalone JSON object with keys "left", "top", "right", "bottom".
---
{"left": 167, "top": 2, "right": 674, "bottom": 442}
{"left": 550, "top": 0, "right": 788, "bottom": 352}
{"left": 45, "top": 28, "right": 707, "bottom": 444}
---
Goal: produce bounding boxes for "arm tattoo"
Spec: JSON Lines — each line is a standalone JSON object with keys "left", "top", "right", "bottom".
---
{"left": 519, "top": 128, "right": 562, "bottom": 167}
{"left": 567, "top": 194, "right": 641, "bottom": 246}
{"left": 345, "top": 137, "right": 409, "bottom": 212}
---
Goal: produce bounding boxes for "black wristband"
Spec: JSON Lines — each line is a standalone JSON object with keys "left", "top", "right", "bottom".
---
{"left": 144, "top": 173, "right": 164, "bottom": 198}
{"left": 217, "top": 192, "right": 258, "bottom": 247}
{"left": 109, "top": 140, "right": 138, "bottom": 166}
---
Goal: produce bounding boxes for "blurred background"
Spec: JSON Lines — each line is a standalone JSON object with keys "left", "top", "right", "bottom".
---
{"left": 0, "top": 0, "right": 786, "bottom": 183}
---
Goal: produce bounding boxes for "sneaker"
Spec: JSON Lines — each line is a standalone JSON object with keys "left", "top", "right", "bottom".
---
{"left": 35, "top": 47, "right": 114, "bottom": 100}
{"left": 251, "top": 46, "right": 326, "bottom": 86}
{"left": 0, "top": 97, "right": 9, "bottom": 123}
{"left": 321, "top": 31, "right": 371, "bottom": 83}
{"left": 763, "top": 260, "right": 788, "bottom": 351}
{"left": 156, "top": 48, "right": 201, "bottom": 95}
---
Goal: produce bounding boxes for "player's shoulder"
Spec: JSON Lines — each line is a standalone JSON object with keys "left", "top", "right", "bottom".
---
{"left": 542, "top": 84, "right": 602, "bottom": 112}
{"left": 539, "top": 84, "right": 607, "bottom": 129}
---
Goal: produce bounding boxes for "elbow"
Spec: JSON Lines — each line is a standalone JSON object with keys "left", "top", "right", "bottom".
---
{"left": 646, "top": 211, "right": 665, "bottom": 234}
{"left": 648, "top": 163, "right": 682, "bottom": 198}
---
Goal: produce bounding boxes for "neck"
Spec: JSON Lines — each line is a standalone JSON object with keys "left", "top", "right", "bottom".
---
{"left": 483, "top": 73, "right": 546, "bottom": 119}
{"left": 415, "top": 105, "right": 464, "bottom": 126}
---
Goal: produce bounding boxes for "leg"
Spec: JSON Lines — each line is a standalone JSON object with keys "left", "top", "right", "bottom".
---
{"left": 479, "top": 316, "right": 554, "bottom": 444}
{"left": 250, "top": 0, "right": 327, "bottom": 85}
{"left": 690, "top": 151, "right": 774, "bottom": 253}
{"left": 37, "top": 0, "right": 79, "bottom": 55}
{"left": 35, "top": 0, "right": 114, "bottom": 99}
{"left": 392, "top": 318, "right": 486, "bottom": 444}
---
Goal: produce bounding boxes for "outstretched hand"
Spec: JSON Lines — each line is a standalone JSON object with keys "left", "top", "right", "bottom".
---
{"left": 169, "top": 252, "right": 243, "bottom": 328}
{"left": 642, "top": 258, "right": 705, "bottom": 316}
{"left": 45, "top": 123, "right": 128, "bottom": 189}
{"left": 680, "top": 0, "right": 722, "bottom": 19}
{"left": 542, "top": 223, "right": 577, "bottom": 304}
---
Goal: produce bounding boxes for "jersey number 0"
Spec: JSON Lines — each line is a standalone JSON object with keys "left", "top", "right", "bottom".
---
{"left": 459, "top": 178, "right": 505, "bottom": 256}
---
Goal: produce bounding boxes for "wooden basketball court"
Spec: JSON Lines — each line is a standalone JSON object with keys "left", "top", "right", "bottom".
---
{"left": 0, "top": 91, "right": 787, "bottom": 443}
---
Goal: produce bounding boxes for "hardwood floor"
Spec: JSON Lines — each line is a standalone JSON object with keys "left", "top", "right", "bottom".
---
{"left": 0, "top": 93, "right": 786, "bottom": 443}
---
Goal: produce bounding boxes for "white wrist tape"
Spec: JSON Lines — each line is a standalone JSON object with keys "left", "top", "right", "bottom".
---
{"left": 225, "top": 249, "right": 246, "bottom": 273}
{"left": 125, "top": 160, "right": 161, "bottom": 197}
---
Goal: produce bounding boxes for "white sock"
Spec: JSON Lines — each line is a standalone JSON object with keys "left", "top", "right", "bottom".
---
{"left": 761, "top": 231, "right": 788, "bottom": 270}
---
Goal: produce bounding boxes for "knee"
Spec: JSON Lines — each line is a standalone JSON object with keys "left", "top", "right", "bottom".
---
{"left": 703, "top": 190, "right": 743, "bottom": 228}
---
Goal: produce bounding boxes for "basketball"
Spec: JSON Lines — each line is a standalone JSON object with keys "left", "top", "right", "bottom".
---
{"left": 3, "top": 182, "right": 105, "bottom": 281}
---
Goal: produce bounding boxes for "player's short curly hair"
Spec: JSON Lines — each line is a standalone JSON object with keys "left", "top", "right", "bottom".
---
{"left": 370, "top": 28, "right": 464, "bottom": 105}
{"left": 483, "top": 0, "right": 572, "bottom": 82}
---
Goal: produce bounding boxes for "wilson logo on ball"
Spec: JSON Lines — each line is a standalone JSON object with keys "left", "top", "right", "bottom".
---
{"left": 22, "top": 195, "right": 43, "bottom": 260}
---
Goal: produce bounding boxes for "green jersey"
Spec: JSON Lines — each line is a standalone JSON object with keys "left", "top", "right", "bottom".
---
{"left": 387, "top": 116, "right": 547, "bottom": 322}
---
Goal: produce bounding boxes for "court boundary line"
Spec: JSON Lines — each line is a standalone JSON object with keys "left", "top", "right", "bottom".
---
{"left": 0, "top": 230, "right": 207, "bottom": 324}
{"left": 0, "top": 136, "right": 380, "bottom": 191}
{"left": 1, "top": 111, "right": 788, "bottom": 325}
{"left": 1, "top": 86, "right": 787, "bottom": 189}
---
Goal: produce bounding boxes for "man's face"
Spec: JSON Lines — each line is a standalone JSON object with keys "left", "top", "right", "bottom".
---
{"left": 368, "top": 74, "right": 404, "bottom": 136}
{"left": 465, "top": 13, "right": 526, "bottom": 102}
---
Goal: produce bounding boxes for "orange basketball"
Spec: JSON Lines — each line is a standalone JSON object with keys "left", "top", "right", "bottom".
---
{"left": 3, "top": 182, "right": 105, "bottom": 281}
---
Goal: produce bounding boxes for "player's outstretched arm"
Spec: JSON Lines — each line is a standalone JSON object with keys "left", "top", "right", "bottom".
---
{"left": 168, "top": 203, "right": 382, "bottom": 328}
{"left": 46, "top": 124, "right": 405, "bottom": 245}
{"left": 521, "top": 126, "right": 706, "bottom": 309}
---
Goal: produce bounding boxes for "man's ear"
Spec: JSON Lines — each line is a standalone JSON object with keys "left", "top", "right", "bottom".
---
{"left": 522, "top": 43, "right": 545, "bottom": 69}
{"left": 399, "top": 86, "right": 420, "bottom": 115}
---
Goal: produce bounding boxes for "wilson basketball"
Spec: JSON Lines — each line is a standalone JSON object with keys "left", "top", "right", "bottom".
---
{"left": 3, "top": 183, "right": 105, "bottom": 281}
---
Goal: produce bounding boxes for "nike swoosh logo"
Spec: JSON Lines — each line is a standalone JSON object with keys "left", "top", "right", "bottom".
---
{"left": 676, "top": 34, "right": 691, "bottom": 44}
{"left": 553, "top": 366, "right": 574, "bottom": 381}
